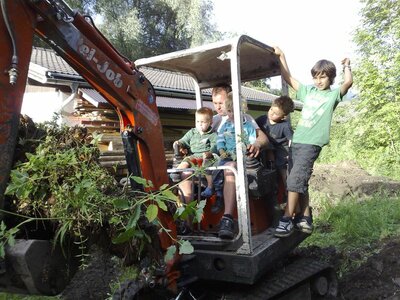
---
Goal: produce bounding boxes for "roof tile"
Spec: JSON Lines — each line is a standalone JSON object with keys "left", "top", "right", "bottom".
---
{"left": 30, "top": 47, "right": 280, "bottom": 106}
{"left": 31, "top": 47, "right": 78, "bottom": 76}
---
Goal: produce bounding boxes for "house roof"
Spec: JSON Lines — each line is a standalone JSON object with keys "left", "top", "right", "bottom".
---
{"left": 30, "top": 47, "right": 78, "bottom": 76}
{"left": 80, "top": 88, "right": 214, "bottom": 110}
{"left": 28, "top": 47, "right": 283, "bottom": 109}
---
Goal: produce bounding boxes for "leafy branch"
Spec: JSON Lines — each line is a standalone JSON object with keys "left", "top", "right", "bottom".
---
{"left": 2, "top": 120, "right": 206, "bottom": 265}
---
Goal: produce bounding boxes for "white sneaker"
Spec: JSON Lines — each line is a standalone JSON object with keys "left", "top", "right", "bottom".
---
{"left": 274, "top": 217, "right": 294, "bottom": 237}
{"left": 296, "top": 216, "right": 313, "bottom": 234}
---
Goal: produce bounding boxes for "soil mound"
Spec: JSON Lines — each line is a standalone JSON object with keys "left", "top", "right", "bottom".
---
{"left": 307, "top": 161, "right": 400, "bottom": 299}
{"left": 310, "top": 161, "right": 400, "bottom": 199}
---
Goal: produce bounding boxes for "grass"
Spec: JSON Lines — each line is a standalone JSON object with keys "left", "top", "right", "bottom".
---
{"left": 302, "top": 190, "right": 400, "bottom": 275}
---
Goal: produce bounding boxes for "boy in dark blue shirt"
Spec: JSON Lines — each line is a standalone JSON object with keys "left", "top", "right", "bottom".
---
{"left": 256, "top": 96, "right": 294, "bottom": 193}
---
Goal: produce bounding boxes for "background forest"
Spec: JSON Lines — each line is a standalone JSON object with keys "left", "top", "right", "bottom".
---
{"left": 318, "top": 0, "right": 400, "bottom": 180}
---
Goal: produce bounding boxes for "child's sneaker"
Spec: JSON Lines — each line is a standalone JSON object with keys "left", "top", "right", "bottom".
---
{"left": 169, "top": 173, "right": 181, "bottom": 183}
{"left": 274, "top": 216, "right": 294, "bottom": 237}
{"left": 172, "top": 155, "right": 182, "bottom": 168}
{"left": 296, "top": 216, "right": 313, "bottom": 234}
{"left": 293, "top": 214, "right": 302, "bottom": 225}
{"left": 176, "top": 220, "right": 192, "bottom": 235}
{"left": 218, "top": 216, "right": 234, "bottom": 239}
{"left": 201, "top": 187, "right": 214, "bottom": 198}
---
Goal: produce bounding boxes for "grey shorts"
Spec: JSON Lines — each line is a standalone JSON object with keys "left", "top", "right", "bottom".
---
{"left": 287, "top": 143, "right": 321, "bottom": 194}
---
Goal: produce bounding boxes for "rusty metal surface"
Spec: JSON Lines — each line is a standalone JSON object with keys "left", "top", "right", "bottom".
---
{"left": 0, "top": 0, "right": 36, "bottom": 210}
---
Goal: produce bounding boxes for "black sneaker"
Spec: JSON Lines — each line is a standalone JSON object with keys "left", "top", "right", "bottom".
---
{"left": 218, "top": 216, "right": 234, "bottom": 239}
{"left": 177, "top": 221, "right": 192, "bottom": 235}
{"left": 293, "top": 214, "right": 302, "bottom": 225}
{"left": 211, "top": 196, "right": 224, "bottom": 214}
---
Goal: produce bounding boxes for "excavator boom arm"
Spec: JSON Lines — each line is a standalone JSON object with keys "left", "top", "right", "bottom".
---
{"left": 0, "top": 0, "right": 176, "bottom": 270}
{"left": 0, "top": 0, "right": 168, "bottom": 208}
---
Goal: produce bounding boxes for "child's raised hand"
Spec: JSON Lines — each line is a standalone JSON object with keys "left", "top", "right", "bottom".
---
{"left": 274, "top": 46, "right": 283, "bottom": 56}
{"left": 341, "top": 58, "right": 351, "bottom": 66}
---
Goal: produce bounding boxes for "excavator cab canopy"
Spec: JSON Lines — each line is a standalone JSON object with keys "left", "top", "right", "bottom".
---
{"left": 135, "top": 35, "right": 281, "bottom": 89}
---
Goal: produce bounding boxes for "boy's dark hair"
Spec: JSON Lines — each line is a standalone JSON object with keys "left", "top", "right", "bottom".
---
{"left": 311, "top": 59, "right": 336, "bottom": 85}
{"left": 212, "top": 83, "right": 232, "bottom": 96}
{"left": 272, "top": 95, "right": 294, "bottom": 115}
{"left": 196, "top": 107, "right": 213, "bottom": 120}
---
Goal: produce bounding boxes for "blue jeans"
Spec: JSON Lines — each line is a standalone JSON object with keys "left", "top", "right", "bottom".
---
{"left": 212, "top": 158, "right": 233, "bottom": 196}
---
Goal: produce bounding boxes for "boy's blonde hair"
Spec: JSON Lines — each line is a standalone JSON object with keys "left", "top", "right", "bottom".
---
{"left": 196, "top": 107, "right": 213, "bottom": 120}
{"left": 225, "top": 92, "right": 248, "bottom": 114}
{"left": 225, "top": 93, "right": 234, "bottom": 112}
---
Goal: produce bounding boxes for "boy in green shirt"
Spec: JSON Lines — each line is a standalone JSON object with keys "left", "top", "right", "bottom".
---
{"left": 273, "top": 46, "right": 353, "bottom": 237}
{"left": 172, "top": 107, "right": 217, "bottom": 203}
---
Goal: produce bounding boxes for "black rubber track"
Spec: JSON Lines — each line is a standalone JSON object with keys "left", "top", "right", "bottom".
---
{"left": 194, "top": 257, "right": 336, "bottom": 300}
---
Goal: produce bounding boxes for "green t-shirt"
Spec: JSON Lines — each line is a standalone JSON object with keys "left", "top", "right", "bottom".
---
{"left": 293, "top": 84, "right": 342, "bottom": 147}
{"left": 179, "top": 127, "right": 217, "bottom": 156}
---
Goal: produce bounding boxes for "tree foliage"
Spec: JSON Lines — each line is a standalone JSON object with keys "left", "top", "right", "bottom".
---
{"left": 64, "top": 0, "right": 221, "bottom": 60}
{"left": 243, "top": 79, "right": 271, "bottom": 92}
{"left": 320, "top": 0, "right": 400, "bottom": 179}
{"left": 351, "top": 0, "right": 400, "bottom": 176}
{"left": 354, "top": 0, "right": 400, "bottom": 111}
{"left": 65, "top": 0, "right": 94, "bottom": 13}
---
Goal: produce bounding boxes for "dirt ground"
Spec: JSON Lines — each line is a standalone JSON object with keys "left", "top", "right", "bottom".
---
{"left": 308, "top": 161, "right": 400, "bottom": 300}
{"left": 310, "top": 160, "right": 400, "bottom": 200}
{"left": 338, "top": 237, "right": 400, "bottom": 300}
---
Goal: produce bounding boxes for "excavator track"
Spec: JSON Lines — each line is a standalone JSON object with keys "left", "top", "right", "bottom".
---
{"left": 196, "top": 256, "right": 337, "bottom": 300}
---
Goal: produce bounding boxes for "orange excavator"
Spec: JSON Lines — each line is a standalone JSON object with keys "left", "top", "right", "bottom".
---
{"left": 0, "top": 1, "right": 337, "bottom": 299}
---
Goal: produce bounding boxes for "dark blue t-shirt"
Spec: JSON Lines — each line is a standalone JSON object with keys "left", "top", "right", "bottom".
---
{"left": 256, "top": 115, "right": 293, "bottom": 147}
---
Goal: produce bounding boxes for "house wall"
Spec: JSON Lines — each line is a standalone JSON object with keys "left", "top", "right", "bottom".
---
{"left": 21, "top": 87, "right": 269, "bottom": 149}
{"left": 21, "top": 85, "right": 74, "bottom": 123}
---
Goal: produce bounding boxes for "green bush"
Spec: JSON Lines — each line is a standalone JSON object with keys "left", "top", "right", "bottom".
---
{"left": 318, "top": 100, "right": 400, "bottom": 180}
